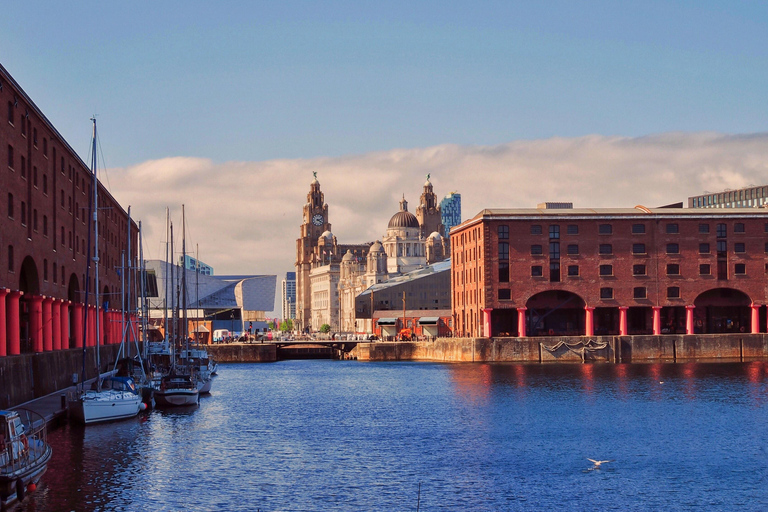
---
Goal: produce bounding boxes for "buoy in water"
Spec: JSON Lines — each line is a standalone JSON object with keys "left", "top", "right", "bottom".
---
{"left": 27, "top": 483, "right": 36, "bottom": 492}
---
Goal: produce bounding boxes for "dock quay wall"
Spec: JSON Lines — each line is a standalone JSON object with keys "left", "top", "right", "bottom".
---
{"left": 206, "top": 344, "right": 276, "bottom": 363}
{"left": 354, "top": 334, "right": 768, "bottom": 364}
{"left": 1, "top": 344, "right": 129, "bottom": 410}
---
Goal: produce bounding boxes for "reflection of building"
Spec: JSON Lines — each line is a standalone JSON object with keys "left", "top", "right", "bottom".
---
{"left": 179, "top": 255, "right": 213, "bottom": 275}
{"left": 0, "top": 63, "right": 139, "bottom": 357}
{"left": 440, "top": 192, "right": 461, "bottom": 235}
{"left": 282, "top": 272, "right": 296, "bottom": 320}
{"left": 295, "top": 174, "right": 453, "bottom": 333}
{"left": 688, "top": 185, "right": 768, "bottom": 209}
{"left": 452, "top": 204, "right": 768, "bottom": 338}
{"left": 145, "top": 260, "right": 275, "bottom": 337}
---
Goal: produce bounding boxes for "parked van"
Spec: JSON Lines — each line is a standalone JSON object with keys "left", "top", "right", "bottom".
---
{"left": 213, "top": 329, "right": 231, "bottom": 343}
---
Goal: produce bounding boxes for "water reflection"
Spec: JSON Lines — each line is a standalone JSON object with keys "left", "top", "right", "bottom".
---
{"left": 17, "top": 361, "right": 768, "bottom": 511}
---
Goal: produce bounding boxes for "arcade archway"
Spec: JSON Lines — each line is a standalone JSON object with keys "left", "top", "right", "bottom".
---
{"left": 526, "top": 290, "right": 586, "bottom": 336}
{"left": 694, "top": 288, "right": 751, "bottom": 334}
{"left": 17, "top": 256, "right": 40, "bottom": 353}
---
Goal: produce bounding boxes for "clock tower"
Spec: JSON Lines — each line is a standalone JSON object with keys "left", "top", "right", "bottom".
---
{"left": 295, "top": 173, "right": 331, "bottom": 331}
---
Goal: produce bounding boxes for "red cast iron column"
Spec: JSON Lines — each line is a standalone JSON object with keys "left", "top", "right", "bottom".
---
{"left": 6, "top": 291, "right": 23, "bottom": 355}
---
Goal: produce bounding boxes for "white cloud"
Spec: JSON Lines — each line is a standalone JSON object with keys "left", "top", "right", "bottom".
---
{"left": 104, "top": 131, "right": 768, "bottom": 311}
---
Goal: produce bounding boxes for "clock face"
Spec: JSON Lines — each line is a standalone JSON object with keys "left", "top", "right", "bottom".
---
{"left": 312, "top": 214, "right": 324, "bottom": 226}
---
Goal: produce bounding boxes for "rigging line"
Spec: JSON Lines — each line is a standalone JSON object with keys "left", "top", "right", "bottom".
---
{"left": 95, "top": 126, "right": 113, "bottom": 194}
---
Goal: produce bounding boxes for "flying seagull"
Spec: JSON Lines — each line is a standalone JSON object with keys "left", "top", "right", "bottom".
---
{"left": 587, "top": 458, "right": 614, "bottom": 468}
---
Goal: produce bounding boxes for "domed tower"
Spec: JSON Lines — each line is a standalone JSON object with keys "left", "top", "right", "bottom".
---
{"left": 383, "top": 197, "right": 426, "bottom": 274}
{"left": 416, "top": 175, "right": 444, "bottom": 239}
{"left": 340, "top": 249, "right": 355, "bottom": 280}
{"left": 317, "top": 230, "right": 337, "bottom": 264}
{"left": 426, "top": 231, "right": 445, "bottom": 264}
{"left": 366, "top": 240, "right": 388, "bottom": 284}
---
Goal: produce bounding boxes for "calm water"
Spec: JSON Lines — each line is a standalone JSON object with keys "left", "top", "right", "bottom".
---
{"left": 16, "top": 360, "right": 768, "bottom": 511}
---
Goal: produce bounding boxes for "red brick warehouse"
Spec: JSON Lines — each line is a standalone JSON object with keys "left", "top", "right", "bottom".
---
{"left": 0, "top": 63, "right": 138, "bottom": 357}
{"left": 451, "top": 205, "right": 768, "bottom": 338}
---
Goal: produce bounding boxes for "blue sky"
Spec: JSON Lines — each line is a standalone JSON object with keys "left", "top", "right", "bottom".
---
{"left": 2, "top": 1, "right": 766, "bottom": 167}
{"left": 3, "top": 2, "right": 768, "bottom": 315}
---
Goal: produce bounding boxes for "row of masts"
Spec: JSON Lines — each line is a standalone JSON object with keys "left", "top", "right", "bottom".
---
{"left": 84, "top": 117, "right": 202, "bottom": 380}
{"left": 83, "top": 117, "right": 150, "bottom": 389}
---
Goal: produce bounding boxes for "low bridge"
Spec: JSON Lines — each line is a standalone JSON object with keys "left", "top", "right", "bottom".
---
{"left": 274, "top": 340, "right": 359, "bottom": 360}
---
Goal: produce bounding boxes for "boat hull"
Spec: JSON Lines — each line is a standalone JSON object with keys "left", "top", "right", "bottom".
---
{"left": 154, "top": 389, "right": 199, "bottom": 407}
{"left": 0, "top": 410, "right": 52, "bottom": 507}
{"left": 197, "top": 378, "right": 212, "bottom": 394}
{"left": 68, "top": 391, "right": 143, "bottom": 425}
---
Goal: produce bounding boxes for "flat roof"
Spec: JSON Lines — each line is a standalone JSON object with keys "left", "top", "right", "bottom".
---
{"left": 453, "top": 206, "right": 768, "bottom": 230}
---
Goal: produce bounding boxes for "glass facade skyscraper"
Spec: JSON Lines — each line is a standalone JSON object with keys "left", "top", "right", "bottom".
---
{"left": 440, "top": 192, "right": 461, "bottom": 234}
{"left": 282, "top": 271, "right": 297, "bottom": 320}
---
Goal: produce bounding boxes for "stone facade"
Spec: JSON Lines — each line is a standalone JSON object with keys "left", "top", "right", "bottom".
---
{"left": 295, "top": 175, "right": 452, "bottom": 333}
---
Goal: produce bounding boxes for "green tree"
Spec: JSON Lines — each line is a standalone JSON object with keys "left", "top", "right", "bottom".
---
{"left": 319, "top": 323, "right": 331, "bottom": 333}
{"left": 280, "top": 319, "right": 294, "bottom": 332}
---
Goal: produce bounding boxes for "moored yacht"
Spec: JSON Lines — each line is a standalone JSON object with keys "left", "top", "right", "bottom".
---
{"left": 68, "top": 375, "right": 146, "bottom": 424}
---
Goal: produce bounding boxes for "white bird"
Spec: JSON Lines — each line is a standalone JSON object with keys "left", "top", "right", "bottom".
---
{"left": 587, "top": 458, "right": 614, "bottom": 468}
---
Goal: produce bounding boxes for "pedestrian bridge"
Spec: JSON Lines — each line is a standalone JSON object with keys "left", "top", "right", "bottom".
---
{"left": 274, "top": 340, "right": 359, "bottom": 360}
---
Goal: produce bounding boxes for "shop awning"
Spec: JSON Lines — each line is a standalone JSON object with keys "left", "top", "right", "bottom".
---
{"left": 418, "top": 317, "right": 440, "bottom": 325}
{"left": 377, "top": 318, "right": 397, "bottom": 326}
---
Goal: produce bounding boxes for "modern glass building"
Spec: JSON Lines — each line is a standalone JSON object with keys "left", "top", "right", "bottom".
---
{"left": 282, "top": 271, "right": 297, "bottom": 320}
{"left": 180, "top": 255, "right": 214, "bottom": 275}
{"left": 689, "top": 185, "right": 768, "bottom": 209}
{"left": 440, "top": 192, "right": 461, "bottom": 235}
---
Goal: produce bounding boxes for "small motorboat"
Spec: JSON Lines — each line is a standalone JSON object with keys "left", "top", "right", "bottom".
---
{"left": 154, "top": 373, "right": 199, "bottom": 407}
{"left": 0, "top": 409, "right": 52, "bottom": 507}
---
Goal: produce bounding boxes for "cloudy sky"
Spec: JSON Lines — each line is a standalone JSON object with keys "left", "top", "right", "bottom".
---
{"left": 2, "top": 2, "right": 767, "bottom": 313}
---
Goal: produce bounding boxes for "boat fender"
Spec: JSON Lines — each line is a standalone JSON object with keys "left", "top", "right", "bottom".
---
{"left": 16, "top": 478, "right": 25, "bottom": 501}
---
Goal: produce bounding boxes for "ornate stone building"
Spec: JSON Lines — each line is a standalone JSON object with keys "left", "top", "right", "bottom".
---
{"left": 295, "top": 174, "right": 452, "bottom": 333}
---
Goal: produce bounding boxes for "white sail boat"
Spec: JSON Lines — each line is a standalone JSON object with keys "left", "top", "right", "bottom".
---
{"left": 68, "top": 118, "right": 146, "bottom": 424}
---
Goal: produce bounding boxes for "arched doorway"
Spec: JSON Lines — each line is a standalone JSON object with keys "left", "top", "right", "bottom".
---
{"left": 694, "top": 288, "right": 751, "bottom": 334}
{"left": 67, "top": 274, "right": 81, "bottom": 303}
{"left": 18, "top": 256, "right": 40, "bottom": 353}
{"left": 526, "top": 290, "right": 586, "bottom": 336}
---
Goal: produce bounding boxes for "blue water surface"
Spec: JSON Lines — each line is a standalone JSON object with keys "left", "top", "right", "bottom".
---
{"left": 21, "top": 360, "right": 768, "bottom": 511}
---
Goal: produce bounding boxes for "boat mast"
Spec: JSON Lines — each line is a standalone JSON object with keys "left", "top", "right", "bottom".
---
{"left": 164, "top": 207, "right": 170, "bottom": 351}
{"left": 170, "top": 220, "right": 175, "bottom": 364}
{"left": 195, "top": 243, "right": 199, "bottom": 348}
{"left": 92, "top": 117, "right": 101, "bottom": 385}
{"left": 139, "top": 221, "right": 149, "bottom": 360}
{"left": 126, "top": 205, "right": 132, "bottom": 358}
{"left": 182, "top": 205, "right": 188, "bottom": 357}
